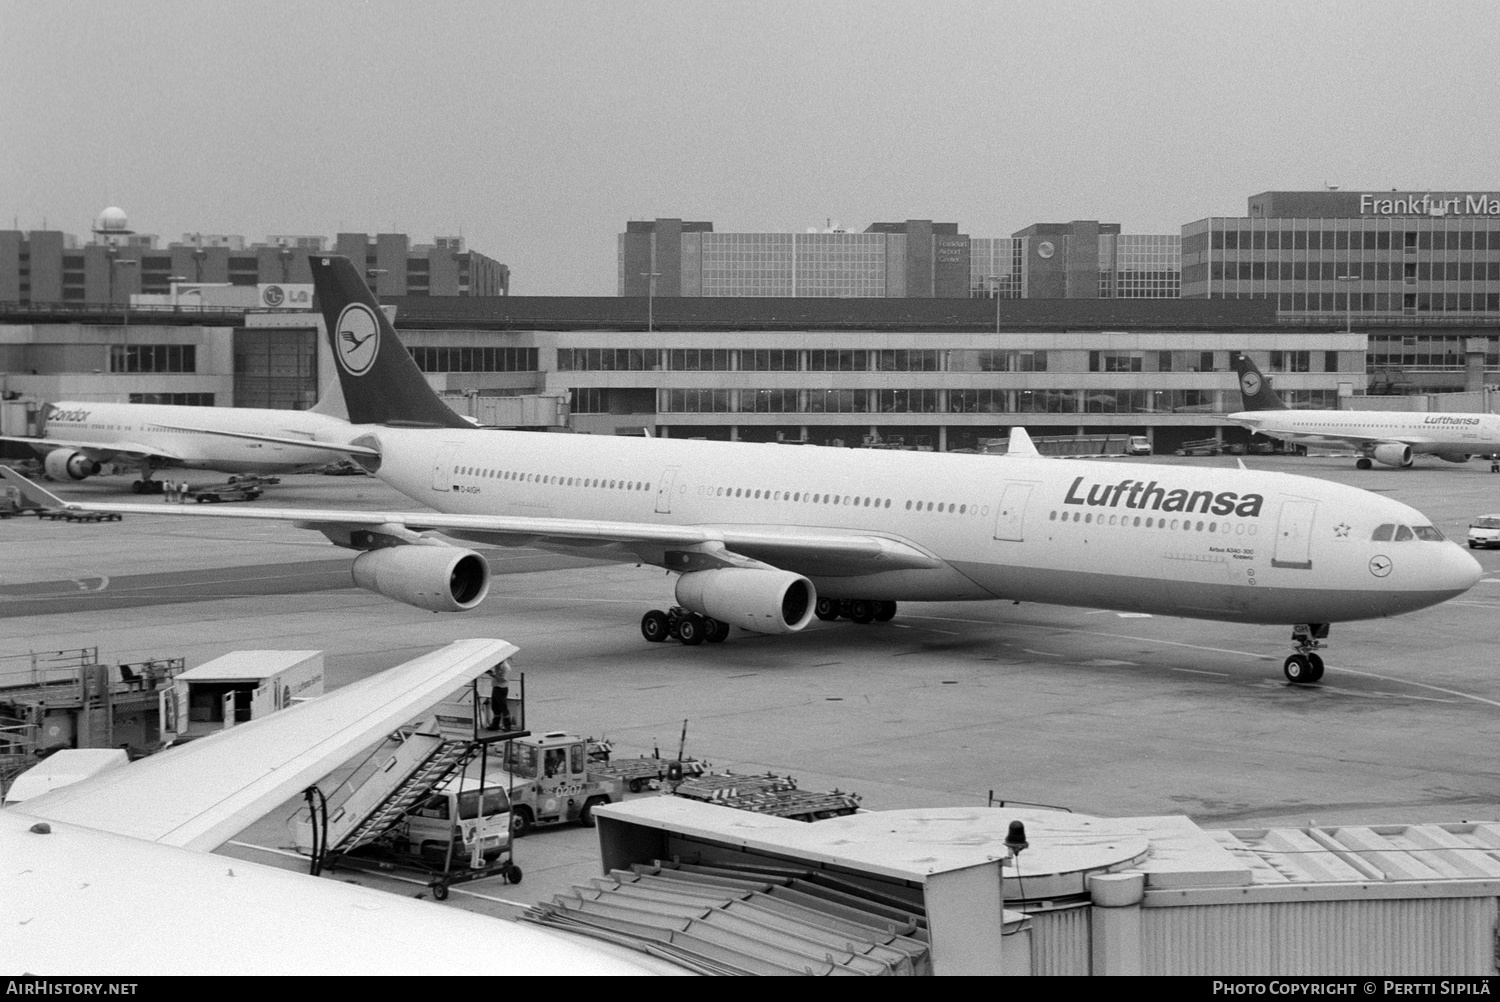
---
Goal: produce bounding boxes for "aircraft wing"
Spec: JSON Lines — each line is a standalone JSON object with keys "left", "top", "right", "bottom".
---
{"left": 1, "top": 465, "right": 942, "bottom": 575}
{"left": 0, "top": 434, "right": 184, "bottom": 462}
{"left": 19, "top": 638, "right": 518, "bottom": 851}
{"left": 155, "top": 424, "right": 382, "bottom": 457}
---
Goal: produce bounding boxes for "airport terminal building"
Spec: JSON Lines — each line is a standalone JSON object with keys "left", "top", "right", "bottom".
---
{"left": 618, "top": 218, "right": 1182, "bottom": 301}
{"left": 4, "top": 192, "right": 1500, "bottom": 453}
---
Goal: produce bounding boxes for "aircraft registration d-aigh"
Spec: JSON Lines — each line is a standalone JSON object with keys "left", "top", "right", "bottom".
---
{"left": 4, "top": 257, "right": 1481, "bottom": 685}
{"left": 1226, "top": 351, "right": 1500, "bottom": 470}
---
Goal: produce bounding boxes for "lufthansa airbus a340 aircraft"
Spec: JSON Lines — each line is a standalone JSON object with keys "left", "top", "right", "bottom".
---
{"left": 1226, "top": 352, "right": 1500, "bottom": 470}
{"left": 4, "top": 257, "right": 1481, "bottom": 685}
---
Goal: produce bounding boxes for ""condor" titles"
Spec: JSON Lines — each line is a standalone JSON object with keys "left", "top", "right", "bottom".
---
{"left": 1063, "top": 476, "right": 1265, "bottom": 517}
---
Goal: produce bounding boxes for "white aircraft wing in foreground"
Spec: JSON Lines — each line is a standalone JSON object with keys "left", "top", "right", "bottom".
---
{"left": 18, "top": 639, "right": 516, "bottom": 848}
{"left": 3, "top": 639, "right": 676, "bottom": 975}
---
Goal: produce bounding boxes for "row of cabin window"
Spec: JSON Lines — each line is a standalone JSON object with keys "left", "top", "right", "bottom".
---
{"left": 709, "top": 486, "right": 893, "bottom": 507}
{"left": 454, "top": 465, "right": 650, "bottom": 492}
{"left": 1050, "top": 509, "right": 1260, "bottom": 536}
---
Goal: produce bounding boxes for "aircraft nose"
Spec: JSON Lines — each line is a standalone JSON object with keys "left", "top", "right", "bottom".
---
{"left": 1439, "top": 543, "right": 1484, "bottom": 596}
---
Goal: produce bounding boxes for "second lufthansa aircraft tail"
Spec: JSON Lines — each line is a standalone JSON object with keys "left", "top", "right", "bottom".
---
{"left": 309, "top": 256, "right": 472, "bottom": 429}
{"left": 1231, "top": 352, "right": 1291, "bottom": 412}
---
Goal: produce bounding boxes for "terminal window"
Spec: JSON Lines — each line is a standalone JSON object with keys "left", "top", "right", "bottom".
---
{"left": 110, "top": 344, "right": 196, "bottom": 373}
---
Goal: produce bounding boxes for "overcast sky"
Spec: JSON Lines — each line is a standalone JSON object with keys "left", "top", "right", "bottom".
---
{"left": 4, "top": 0, "right": 1498, "bottom": 295}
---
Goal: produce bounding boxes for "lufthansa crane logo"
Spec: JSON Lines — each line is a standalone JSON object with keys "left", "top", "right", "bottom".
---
{"left": 1240, "top": 370, "right": 1262, "bottom": 397}
{"left": 335, "top": 303, "right": 380, "bottom": 376}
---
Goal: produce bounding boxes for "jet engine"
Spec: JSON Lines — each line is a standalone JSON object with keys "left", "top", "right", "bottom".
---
{"left": 1371, "top": 443, "right": 1414, "bottom": 468}
{"left": 674, "top": 568, "right": 815, "bottom": 634}
{"left": 1436, "top": 453, "right": 1471, "bottom": 464}
{"left": 350, "top": 545, "right": 490, "bottom": 613}
{"left": 44, "top": 449, "right": 101, "bottom": 481}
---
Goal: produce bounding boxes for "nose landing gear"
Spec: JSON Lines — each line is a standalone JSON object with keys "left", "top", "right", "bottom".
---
{"left": 1283, "top": 623, "right": 1328, "bottom": 683}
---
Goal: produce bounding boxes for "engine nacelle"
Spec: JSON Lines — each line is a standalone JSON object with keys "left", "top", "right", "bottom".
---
{"left": 44, "top": 449, "right": 101, "bottom": 481}
{"left": 350, "top": 545, "right": 490, "bottom": 613}
{"left": 1371, "top": 443, "right": 1413, "bottom": 468}
{"left": 675, "top": 568, "right": 816, "bottom": 635}
{"left": 1436, "top": 452, "right": 1471, "bottom": 464}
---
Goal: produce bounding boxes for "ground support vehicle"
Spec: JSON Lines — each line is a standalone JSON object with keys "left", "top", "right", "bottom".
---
{"left": 671, "top": 771, "right": 862, "bottom": 822}
{"left": 181, "top": 476, "right": 275, "bottom": 503}
{"left": 292, "top": 664, "right": 527, "bottom": 899}
{"left": 1174, "top": 437, "right": 1223, "bottom": 457}
{"left": 1468, "top": 514, "right": 1500, "bottom": 549}
{"left": 502, "top": 732, "right": 625, "bottom": 836}
{"left": 294, "top": 729, "right": 526, "bottom": 900}
{"left": 36, "top": 508, "right": 121, "bottom": 522}
{"left": 585, "top": 739, "right": 707, "bottom": 792}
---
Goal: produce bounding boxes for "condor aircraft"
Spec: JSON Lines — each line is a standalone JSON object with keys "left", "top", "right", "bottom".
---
{"left": 3, "top": 257, "right": 1481, "bottom": 685}
{"left": 0, "top": 382, "right": 372, "bottom": 492}
{"left": 1226, "top": 352, "right": 1500, "bottom": 470}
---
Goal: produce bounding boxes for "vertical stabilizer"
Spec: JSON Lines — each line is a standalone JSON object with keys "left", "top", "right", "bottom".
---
{"left": 1006, "top": 426, "right": 1040, "bottom": 457}
{"left": 308, "top": 256, "right": 471, "bottom": 428}
{"left": 1231, "top": 352, "right": 1291, "bottom": 411}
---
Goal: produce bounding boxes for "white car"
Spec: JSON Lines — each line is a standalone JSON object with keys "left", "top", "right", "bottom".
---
{"left": 1467, "top": 514, "right": 1500, "bottom": 549}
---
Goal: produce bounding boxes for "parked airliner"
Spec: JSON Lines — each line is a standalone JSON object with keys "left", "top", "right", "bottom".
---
{"left": 4, "top": 257, "right": 1481, "bottom": 684}
{"left": 0, "top": 383, "right": 372, "bottom": 492}
{"left": 1226, "top": 352, "right": 1500, "bottom": 470}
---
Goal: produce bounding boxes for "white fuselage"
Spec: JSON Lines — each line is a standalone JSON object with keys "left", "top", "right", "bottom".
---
{"left": 363, "top": 428, "right": 1481, "bottom": 626}
{"left": 40, "top": 400, "right": 353, "bottom": 474}
{"left": 1228, "top": 409, "right": 1500, "bottom": 456}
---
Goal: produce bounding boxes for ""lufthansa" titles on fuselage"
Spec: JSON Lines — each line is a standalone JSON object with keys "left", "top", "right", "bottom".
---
{"left": 1063, "top": 476, "right": 1265, "bottom": 517}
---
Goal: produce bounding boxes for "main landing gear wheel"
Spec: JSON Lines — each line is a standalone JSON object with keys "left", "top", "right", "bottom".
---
{"left": 641, "top": 610, "right": 670, "bottom": 642}
{"left": 677, "top": 615, "right": 705, "bottom": 646}
{"left": 704, "top": 618, "right": 728, "bottom": 643}
{"left": 847, "top": 600, "right": 877, "bottom": 624}
{"left": 1355, "top": 457, "right": 1373, "bottom": 470}
{"left": 814, "top": 598, "right": 840, "bottom": 622}
{"left": 874, "top": 601, "right": 897, "bottom": 622}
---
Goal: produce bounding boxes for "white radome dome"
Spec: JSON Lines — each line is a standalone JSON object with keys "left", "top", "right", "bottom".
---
{"left": 96, "top": 206, "right": 128, "bottom": 231}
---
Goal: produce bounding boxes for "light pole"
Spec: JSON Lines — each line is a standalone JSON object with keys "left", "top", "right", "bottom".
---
{"left": 1336, "top": 273, "right": 1360, "bottom": 333}
{"left": 640, "top": 271, "right": 661, "bottom": 332}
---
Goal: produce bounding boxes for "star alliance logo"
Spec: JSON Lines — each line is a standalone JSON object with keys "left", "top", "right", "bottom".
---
{"left": 335, "top": 303, "right": 380, "bottom": 376}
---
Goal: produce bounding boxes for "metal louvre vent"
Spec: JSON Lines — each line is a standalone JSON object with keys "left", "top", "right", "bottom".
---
{"left": 523, "top": 858, "right": 932, "bottom": 975}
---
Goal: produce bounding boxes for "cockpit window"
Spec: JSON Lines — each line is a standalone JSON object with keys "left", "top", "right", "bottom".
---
{"left": 1371, "top": 524, "right": 1395, "bottom": 541}
{"left": 1393, "top": 525, "right": 1414, "bottom": 542}
{"left": 1412, "top": 525, "right": 1445, "bottom": 541}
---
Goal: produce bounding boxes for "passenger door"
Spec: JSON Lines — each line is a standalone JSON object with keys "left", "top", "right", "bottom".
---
{"left": 432, "top": 443, "right": 461, "bottom": 492}
{"left": 1271, "top": 498, "right": 1317, "bottom": 570}
{"left": 992, "top": 482, "right": 1037, "bottom": 542}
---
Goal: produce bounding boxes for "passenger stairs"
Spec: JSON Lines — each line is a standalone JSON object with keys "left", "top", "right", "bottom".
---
{"left": 314, "top": 723, "right": 471, "bottom": 856}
